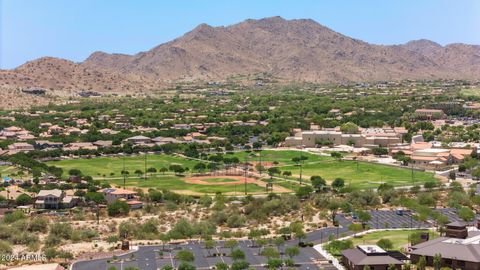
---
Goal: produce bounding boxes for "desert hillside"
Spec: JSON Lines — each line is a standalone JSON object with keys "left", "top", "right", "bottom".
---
{"left": 1, "top": 16, "right": 480, "bottom": 94}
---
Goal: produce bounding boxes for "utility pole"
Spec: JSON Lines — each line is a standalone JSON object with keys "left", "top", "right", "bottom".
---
{"left": 244, "top": 156, "right": 248, "bottom": 195}
{"left": 299, "top": 155, "right": 303, "bottom": 186}
{"left": 123, "top": 155, "right": 126, "bottom": 189}
{"left": 258, "top": 151, "right": 262, "bottom": 176}
{"left": 411, "top": 162, "right": 415, "bottom": 186}
{"left": 144, "top": 152, "right": 147, "bottom": 181}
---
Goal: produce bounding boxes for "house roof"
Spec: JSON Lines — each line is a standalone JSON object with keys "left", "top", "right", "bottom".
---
{"left": 37, "top": 189, "right": 63, "bottom": 197}
{"left": 126, "top": 135, "right": 151, "bottom": 140}
{"left": 411, "top": 231, "right": 480, "bottom": 263}
{"left": 341, "top": 248, "right": 403, "bottom": 265}
{"left": 103, "top": 188, "right": 137, "bottom": 195}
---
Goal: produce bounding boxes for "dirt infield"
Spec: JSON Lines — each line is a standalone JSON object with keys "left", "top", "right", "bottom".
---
{"left": 184, "top": 175, "right": 292, "bottom": 193}
{"left": 185, "top": 175, "right": 257, "bottom": 186}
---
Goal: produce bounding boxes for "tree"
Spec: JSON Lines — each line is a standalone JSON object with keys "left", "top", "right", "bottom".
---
{"left": 177, "top": 262, "right": 195, "bottom": 270}
{"left": 376, "top": 239, "right": 393, "bottom": 250}
{"left": 134, "top": 169, "right": 143, "bottom": 177}
{"left": 15, "top": 194, "right": 32, "bottom": 206}
{"left": 387, "top": 264, "right": 397, "bottom": 270}
{"left": 194, "top": 162, "right": 206, "bottom": 173}
{"left": 331, "top": 178, "right": 345, "bottom": 190}
{"left": 225, "top": 239, "right": 238, "bottom": 251}
{"left": 417, "top": 256, "right": 426, "bottom": 270}
{"left": 159, "top": 233, "right": 171, "bottom": 251}
{"left": 296, "top": 186, "right": 313, "bottom": 198}
{"left": 68, "top": 168, "right": 82, "bottom": 176}
{"left": 311, "top": 176, "right": 326, "bottom": 192}
{"left": 204, "top": 239, "right": 215, "bottom": 257}
{"left": 85, "top": 192, "right": 106, "bottom": 204}
{"left": 448, "top": 171, "right": 456, "bottom": 181}
{"left": 372, "top": 147, "right": 388, "bottom": 156}
{"left": 266, "top": 258, "right": 283, "bottom": 269}
{"left": 107, "top": 200, "right": 130, "bottom": 216}
{"left": 169, "top": 165, "right": 185, "bottom": 175}
{"left": 231, "top": 260, "right": 249, "bottom": 270}
{"left": 148, "top": 190, "right": 163, "bottom": 203}
{"left": 340, "top": 122, "right": 359, "bottom": 134}
{"left": 357, "top": 210, "right": 372, "bottom": 227}
{"left": 330, "top": 151, "right": 343, "bottom": 160}
{"left": 267, "top": 167, "right": 281, "bottom": 177}
{"left": 147, "top": 167, "right": 157, "bottom": 173}
{"left": 260, "top": 246, "right": 279, "bottom": 260}
{"left": 273, "top": 237, "right": 285, "bottom": 252}
{"left": 230, "top": 248, "right": 245, "bottom": 261}
{"left": 285, "top": 246, "right": 299, "bottom": 259}
{"left": 458, "top": 206, "right": 475, "bottom": 223}
{"left": 176, "top": 250, "right": 195, "bottom": 262}
{"left": 215, "top": 262, "right": 229, "bottom": 270}
{"left": 159, "top": 167, "right": 168, "bottom": 175}
{"left": 348, "top": 223, "right": 363, "bottom": 237}
{"left": 327, "top": 199, "right": 341, "bottom": 222}
{"left": 282, "top": 171, "right": 292, "bottom": 178}
{"left": 433, "top": 254, "right": 441, "bottom": 270}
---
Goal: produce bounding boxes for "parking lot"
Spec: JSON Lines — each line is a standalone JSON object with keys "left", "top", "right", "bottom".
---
{"left": 72, "top": 209, "right": 472, "bottom": 270}
{"left": 73, "top": 239, "right": 337, "bottom": 270}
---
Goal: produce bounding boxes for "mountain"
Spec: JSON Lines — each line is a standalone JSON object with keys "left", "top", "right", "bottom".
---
{"left": 1, "top": 16, "right": 480, "bottom": 93}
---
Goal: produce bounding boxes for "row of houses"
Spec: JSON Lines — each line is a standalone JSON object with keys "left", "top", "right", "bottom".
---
{"left": 32, "top": 188, "right": 142, "bottom": 210}
{"left": 2, "top": 132, "right": 229, "bottom": 155}
{"left": 390, "top": 138, "right": 476, "bottom": 169}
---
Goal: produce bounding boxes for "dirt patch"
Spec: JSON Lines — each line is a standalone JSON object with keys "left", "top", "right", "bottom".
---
{"left": 184, "top": 175, "right": 292, "bottom": 193}
{"left": 185, "top": 175, "right": 257, "bottom": 186}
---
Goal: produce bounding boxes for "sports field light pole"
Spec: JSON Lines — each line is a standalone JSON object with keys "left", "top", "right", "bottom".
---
{"left": 244, "top": 156, "right": 248, "bottom": 195}
{"left": 411, "top": 162, "right": 415, "bottom": 186}
{"left": 123, "top": 155, "right": 126, "bottom": 189}
{"left": 299, "top": 155, "right": 303, "bottom": 186}
{"left": 144, "top": 152, "right": 147, "bottom": 181}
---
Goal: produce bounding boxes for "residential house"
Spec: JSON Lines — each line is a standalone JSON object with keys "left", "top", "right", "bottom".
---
{"left": 34, "top": 140, "right": 64, "bottom": 150}
{"left": 35, "top": 189, "right": 64, "bottom": 209}
{"left": 124, "top": 135, "right": 152, "bottom": 145}
{"left": 63, "top": 142, "right": 98, "bottom": 151}
{"left": 7, "top": 142, "right": 34, "bottom": 153}
{"left": 102, "top": 188, "right": 142, "bottom": 209}
{"left": 93, "top": 140, "right": 113, "bottom": 148}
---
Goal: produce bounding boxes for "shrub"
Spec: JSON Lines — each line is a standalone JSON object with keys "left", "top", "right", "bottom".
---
{"left": 28, "top": 217, "right": 49, "bottom": 233}
{"left": 3, "top": 210, "right": 26, "bottom": 223}
{"left": 107, "top": 200, "right": 130, "bottom": 216}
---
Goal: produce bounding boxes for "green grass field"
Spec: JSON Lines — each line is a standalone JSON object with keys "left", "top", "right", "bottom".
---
{"left": 351, "top": 230, "right": 437, "bottom": 250}
{"left": 228, "top": 150, "right": 328, "bottom": 165}
{"left": 0, "top": 165, "right": 30, "bottom": 179}
{"left": 460, "top": 88, "right": 480, "bottom": 97}
{"left": 46, "top": 154, "right": 198, "bottom": 177}
{"left": 45, "top": 150, "right": 438, "bottom": 191}
{"left": 281, "top": 160, "right": 437, "bottom": 189}
{"left": 104, "top": 175, "right": 265, "bottom": 194}
{"left": 201, "top": 177, "right": 239, "bottom": 183}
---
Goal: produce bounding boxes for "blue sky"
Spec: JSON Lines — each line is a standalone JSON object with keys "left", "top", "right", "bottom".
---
{"left": 1, "top": 0, "right": 479, "bottom": 69}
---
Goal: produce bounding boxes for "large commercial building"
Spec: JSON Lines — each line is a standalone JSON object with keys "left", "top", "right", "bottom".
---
{"left": 284, "top": 127, "right": 407, "bottom": 148}
{"left": 410, "top": 222, "right": 480, "bottom": 270}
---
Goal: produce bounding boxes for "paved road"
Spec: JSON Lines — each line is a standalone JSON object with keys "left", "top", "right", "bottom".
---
{"left": 72, "top": 208, "right": 468, "bottom": 270}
